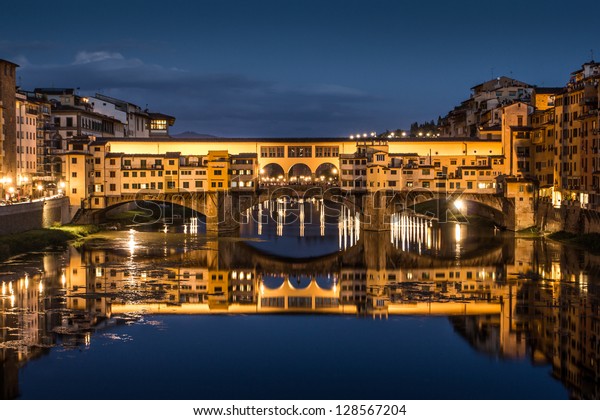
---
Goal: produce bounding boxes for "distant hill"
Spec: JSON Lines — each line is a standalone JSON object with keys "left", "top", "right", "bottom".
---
{"left": 172, "top": 131, "right": 219, "bottom": 138}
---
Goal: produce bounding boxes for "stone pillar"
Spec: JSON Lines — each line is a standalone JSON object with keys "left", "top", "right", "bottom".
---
{"left": 362, "top": 190, "right": 390, "bottom": 231}
{"left": 204, "top": 191, "right": 240, "bottom": 235}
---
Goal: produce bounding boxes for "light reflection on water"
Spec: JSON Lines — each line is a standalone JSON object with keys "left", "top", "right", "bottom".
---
{"left": 0, "top": 200, "right": 598, "bottom": 399}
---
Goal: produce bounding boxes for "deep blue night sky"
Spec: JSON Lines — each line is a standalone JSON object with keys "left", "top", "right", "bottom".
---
{"left": 1, "top": 0, "right": 599, "bottom": 137}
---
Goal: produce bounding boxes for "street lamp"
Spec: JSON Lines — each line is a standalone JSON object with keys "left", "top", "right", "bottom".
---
{"left": 454, "top": 200, "right": 464, "bottom": 211}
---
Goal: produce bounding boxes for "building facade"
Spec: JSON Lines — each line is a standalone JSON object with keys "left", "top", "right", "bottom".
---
{"left": 0, "top": 59, "right": 18, "bottom": 192}
{"left": 59, "top": 138, "right": 259, "bottom": 211}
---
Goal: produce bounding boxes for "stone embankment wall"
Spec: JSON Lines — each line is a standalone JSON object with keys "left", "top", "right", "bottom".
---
{"left": 0, "top": 197, "right": 71, "bottom": 235}
{"left": 537, "top": 200, "right": 600, "bottom": 234}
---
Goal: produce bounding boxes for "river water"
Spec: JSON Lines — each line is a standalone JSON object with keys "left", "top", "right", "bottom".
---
{"left": 1, "top": 199, "right": 598, "bottom": 399}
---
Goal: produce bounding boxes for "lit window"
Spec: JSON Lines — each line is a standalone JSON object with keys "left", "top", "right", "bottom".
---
{"left": 151, "top": 119, "right": 167, "bottom": 130}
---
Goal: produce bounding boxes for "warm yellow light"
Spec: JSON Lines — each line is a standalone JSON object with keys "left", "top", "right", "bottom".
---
{"left": 332, "top": 168, "right": 338, "bottom": 174}
{"left": 455, "top": 223, "right": 462, "bottom": 242}
{"left": 8, "top": 187, "right": 15, "bottom": 194}
{"left": 37, "top": 184, "right": 43, "bottom": 191}
{"left": 59, "top": 181, "right": 66, "bottom": 188}
{"left": 454, "top": 200, "right": 464, "bottom": 211}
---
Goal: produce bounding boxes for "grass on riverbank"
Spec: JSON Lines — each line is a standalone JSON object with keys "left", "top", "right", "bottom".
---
{"left": 0, "top": 225, "right": 99, "bottom": 261}
{"left": 547, "top": 231, "right": 600, "bottom": 253}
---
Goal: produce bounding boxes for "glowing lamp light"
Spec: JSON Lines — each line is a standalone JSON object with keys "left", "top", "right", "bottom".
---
{"left": 59, "top": 181, "right": 66, "bottom": 188}
{"left": 454, "top": 200, "right": 465, "bottom": 211}
{"left": 37, "top": 184, "right": 43, "bottom": 191}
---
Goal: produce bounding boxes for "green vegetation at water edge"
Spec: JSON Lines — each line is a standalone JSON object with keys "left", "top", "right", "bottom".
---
{"left": 516, "top": 226, "right": 542, "bottom": 237}
{"left": 547, "top": 231, "right": 600, "bottom": 253}
{"left": 0, "top": 225, "right": 99, "bottom": 261}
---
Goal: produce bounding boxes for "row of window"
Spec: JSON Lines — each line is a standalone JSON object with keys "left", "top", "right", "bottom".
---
{"left": 259, "top": 146, "right": 340, "bottom": 158}
{"left": 16, "top": 131, "right": 37, "bottom": 140}
{"left": 342, "top": 180, "right": 495, "bottom": 190}
{"left": 116, "top": 179, "right": 256, "bottom": 191}
{"left": 17, "top": 116, "right": 37, "bottom": 126}
{"left": 16, "top": 161, "right": 36, "bottom": 169}
{"left": 16, "top": 146, "right": 36, "bottom": 154}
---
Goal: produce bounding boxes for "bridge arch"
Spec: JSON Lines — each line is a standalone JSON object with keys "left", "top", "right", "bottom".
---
{"left": 99, "top": 199, "right": 207, "bottom": 226}
{"left": 260, "top": 163, "right": 285, "bottom": 183}
{"left": 262, "top": 275, "right": 286, "bottom": 290}
{"left": 391, "top": 193, "right": 508, "bottom": 227}
{"left": 315, "top": 162, "right": 339, "bottom": 183}
{"left": 288, "top": 163, "right": 312, "bottom": 182}
{"left": 287, "top": 275, "right": 312, "bottom": 290}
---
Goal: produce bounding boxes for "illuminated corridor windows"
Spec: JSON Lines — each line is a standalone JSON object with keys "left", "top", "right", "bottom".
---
{"left": 315, "top": 146, "right": 339, "bottom": 157}
{"left": 260, "top": 146, "right": 284, "bottom": 158}
{"left": 288, "top": 146, "right": 312, "bottom": 158}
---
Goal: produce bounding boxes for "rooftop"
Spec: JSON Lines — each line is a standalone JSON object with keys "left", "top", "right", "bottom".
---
{"left": 0, "top": 59, "right": 20, "bottom": 68}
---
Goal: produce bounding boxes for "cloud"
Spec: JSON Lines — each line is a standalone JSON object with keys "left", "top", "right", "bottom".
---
{"left": 17, "top": 51, "right": 390, "bottom": 136}
{"left": 73, "top": 50, "right": 125, "bottom": 64}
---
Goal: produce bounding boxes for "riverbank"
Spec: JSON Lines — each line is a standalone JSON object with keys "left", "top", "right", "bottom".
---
{"left": 546, "top": 231, "right": 600, "bottom": 253}
{"left": 0, "top": 225, "right": 99, "bottom": 261}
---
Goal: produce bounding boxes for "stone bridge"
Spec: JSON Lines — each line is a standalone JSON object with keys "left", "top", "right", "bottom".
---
{"left": 340, "top": 189, "right": 525, "bottom": 231}
{"left": 81, "top": 190, "right": 260, "bottom": 233}
{"left": 77, "top": 185, "right": 529, "bottom": 232}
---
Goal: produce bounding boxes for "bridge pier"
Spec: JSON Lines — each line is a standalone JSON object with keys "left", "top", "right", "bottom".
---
{"left": 362, "top": 191, "right": 390, "bottom": 231}
{"left": 204, "top": 191, "right": 256, "bottom": 235}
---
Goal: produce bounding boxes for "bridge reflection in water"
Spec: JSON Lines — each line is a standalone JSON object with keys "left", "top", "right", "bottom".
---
{"left": 1, "top": 213, "right": 600, "bottom": 398}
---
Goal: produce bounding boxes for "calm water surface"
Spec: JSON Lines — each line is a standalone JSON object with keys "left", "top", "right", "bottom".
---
{"left": 1, "top": 199, "right": 598, "bottom": 399}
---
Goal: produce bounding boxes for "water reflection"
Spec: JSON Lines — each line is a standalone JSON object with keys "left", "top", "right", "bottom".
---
{"left": 1, "top": 211, "right": 599, "bottom": 399}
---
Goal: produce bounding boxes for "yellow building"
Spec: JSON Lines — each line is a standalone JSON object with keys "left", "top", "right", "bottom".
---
{"left": 61, "top": 138, "right": 95, "bottom": 214}
{"left": 341, "top": 138, "right": 507, "bottom": 194}
{"left": 60, "top": 138, "right": 259, "bottom": 211}
{"left": 206, "top": 150, "right": 229, "bottom": 191}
